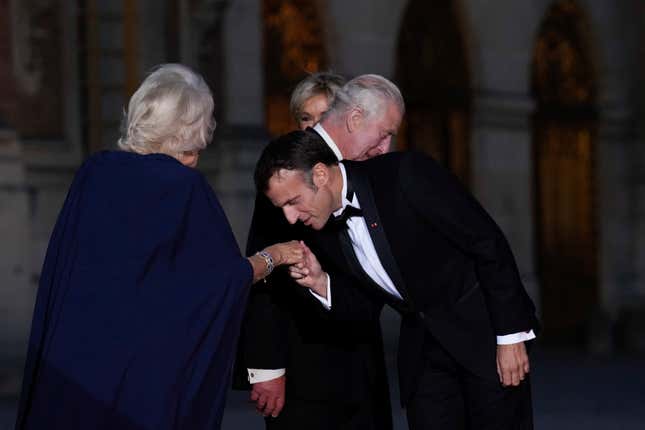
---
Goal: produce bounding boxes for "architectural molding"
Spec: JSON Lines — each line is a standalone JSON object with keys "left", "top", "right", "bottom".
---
{"left": 472, "top": 90, "right": 534, "bottom": 130}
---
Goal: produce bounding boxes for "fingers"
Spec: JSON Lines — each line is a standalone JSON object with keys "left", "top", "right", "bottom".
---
{"left": 496, "top": 358, "right": 502, "bottom": 384}
{"left": 288, "top": 266, "right": 308, "bottom": 279}
{"left": 511, "top": 370, "right": 520, "bottom": 386}
{"left": 516, "top": 345, "right": 529, "bottom": 383}
{"left": 497, "top": 343, "right": 529, "bottom": 387}
{"left": 500, "top": 361, "right": 523, "bottom": 387}
{"left": 274, "top": 241, "right": 306, "bottom": 265}
{"left": 260, "top": 395, "right": 284, "bottom": 418}
{"left": 299, "top": 240, "right": 311, "bottom": 252}
{"left": 254, "top": 392, "right": 268, "bottom": 413}
{"left": 273, "top": 396, "right": 285, "bottom": 417}
{"left": 288, "top": 267, "right": 313, "bottom": 288}
{"left": 282, "top": 247, "right": 304, "bottom": 265}
{"left": 264, "top": 394, "right": 285, "bottom": 418}
{"left": 250, "top": 380, "right": 285, "bottom": 418}
{"left": 250, "top": 389, "right": 259, "bottom": 402}
{"left": 501, "top": 367, "right": 512, "bottom": 387}
{"left": 262, "top": 396, "right": 277, "bottom": 417}
{"left": 299, "top": 242, "right": 317, "bottom": 263}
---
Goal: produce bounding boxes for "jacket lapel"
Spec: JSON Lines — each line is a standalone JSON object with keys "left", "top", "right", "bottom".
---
{"left": 343, "top": 162, "right": 413, "bottom": 307}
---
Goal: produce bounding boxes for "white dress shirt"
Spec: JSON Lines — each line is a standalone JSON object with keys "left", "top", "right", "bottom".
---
{"left": 311, "top": 164, "right": 402, "bottom": 306}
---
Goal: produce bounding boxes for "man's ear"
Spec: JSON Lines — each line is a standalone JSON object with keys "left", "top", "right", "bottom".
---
{"left": 311, "top": 163, "right": 329, "bottom": 188}
{"left": 346, "top": 107, "right": 364, "bottom": 133}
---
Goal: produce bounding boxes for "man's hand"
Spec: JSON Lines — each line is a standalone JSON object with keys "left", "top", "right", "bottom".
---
{"left": 250, "top": 375, "right": 286, "bottom": 418}
{"left": 288, "top": 242, "right": 328, "bottom": 297}
{"left": 496, "top": 342, "right": 530, "bottom": 387}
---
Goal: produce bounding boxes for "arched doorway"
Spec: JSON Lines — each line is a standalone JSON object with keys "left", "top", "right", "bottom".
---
{"left": 531, "top": 0, "right": 598, "bottom": 344}
{"left": 396, "top": 0, "right": 471, "bottom": 185}
{"left": 263, "top": 0, "right": 327, "bottom": 137}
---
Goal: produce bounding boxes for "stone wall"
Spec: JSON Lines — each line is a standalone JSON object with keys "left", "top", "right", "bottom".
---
{"left": 0, "top": 128, "right": 32, "bottom": 394}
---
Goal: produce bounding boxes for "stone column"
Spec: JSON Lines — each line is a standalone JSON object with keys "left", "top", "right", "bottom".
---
{"left": 464, "top": 0, "right": 542, "bottom": 311}
{"left": 200, "top": 0, "right": 268, "bottom": 249}
{"left": 470, "top": 94, "right": 540, "bottom": 311}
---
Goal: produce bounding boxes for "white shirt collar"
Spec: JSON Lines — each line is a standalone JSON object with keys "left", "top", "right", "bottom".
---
{"left": 333, "top": 163, "right": 360, "bottom": 217}
{"left": 313, "top": 123, "right": 343, "bottom": 161}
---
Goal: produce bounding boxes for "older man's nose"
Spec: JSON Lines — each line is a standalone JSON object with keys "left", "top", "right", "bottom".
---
{"left": 368, "top": 142, "right": 389, "bottom": 158}
{"left": 381, "top": 137, "right": 393, "bottom": 152}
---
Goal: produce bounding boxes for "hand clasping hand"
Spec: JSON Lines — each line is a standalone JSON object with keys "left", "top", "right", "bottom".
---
{"left": 288, "top": 242, "right": 328, "bottom": 297}
{"left": 264, "top": 240, "right": 305, "bottom": 266}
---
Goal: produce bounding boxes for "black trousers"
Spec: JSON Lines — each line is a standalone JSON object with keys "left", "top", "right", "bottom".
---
{"left": 406, "top": 332, "right": 533, "bottom": 430}
{"left": 265, "top": 388, "right": 392, "bottom": 430}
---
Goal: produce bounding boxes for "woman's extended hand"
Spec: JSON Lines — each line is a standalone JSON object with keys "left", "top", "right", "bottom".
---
{"left": 264, "top": 240, "right": 305, "bottom": 266}
{"left": 249, "top": 241, "right": 304, "bottom": 284}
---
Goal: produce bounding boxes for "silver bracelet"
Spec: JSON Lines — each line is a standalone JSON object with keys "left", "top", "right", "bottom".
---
{"left": 256, "top": 250, "right": 274, "bottom": 278}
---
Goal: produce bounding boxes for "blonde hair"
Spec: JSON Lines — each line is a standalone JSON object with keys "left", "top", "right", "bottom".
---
{"left": 118, "top": 64, "right": 216, "bottom": 154}
{"left": 289, "top": 72, "right": 346, "bottom": 120}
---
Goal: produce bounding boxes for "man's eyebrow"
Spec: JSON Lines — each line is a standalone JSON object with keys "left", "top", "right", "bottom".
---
{"left": 276, "top": 195, "right": 298, "bottom": 208}
{"left": 284, "top": 196, "right": 299, "bottom": 205}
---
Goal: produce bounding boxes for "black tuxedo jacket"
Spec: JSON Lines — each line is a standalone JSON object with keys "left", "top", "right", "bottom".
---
{"left": 234, "top": 187, "right": 391, "bottom": 414}
{"left": 307, "top": 151, "right": 540, "bottom": 405}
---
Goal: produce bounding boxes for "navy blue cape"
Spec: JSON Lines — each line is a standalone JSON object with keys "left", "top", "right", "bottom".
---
{"left": 16, "top": 151, "right": 252, "bottom": 429}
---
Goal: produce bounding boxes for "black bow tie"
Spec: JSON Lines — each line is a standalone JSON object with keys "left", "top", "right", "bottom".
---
{"left": 329, "top": 205, "right": 363, "bottom": 228}
{"left": 328, "top": 164, "right": 362, "bottom": 228}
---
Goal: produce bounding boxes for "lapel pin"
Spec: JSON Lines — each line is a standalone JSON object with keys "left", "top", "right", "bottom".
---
{"left": 370, "top": 222, "right": 378, "bottom": 228}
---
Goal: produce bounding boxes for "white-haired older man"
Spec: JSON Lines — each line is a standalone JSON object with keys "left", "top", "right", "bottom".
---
{"left": 237, "top": 74, "right": 404, "bottom": 430}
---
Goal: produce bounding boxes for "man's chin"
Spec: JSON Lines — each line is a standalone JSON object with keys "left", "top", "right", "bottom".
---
{"left": 309, "top": 220, "right": 325, "bottom": 230}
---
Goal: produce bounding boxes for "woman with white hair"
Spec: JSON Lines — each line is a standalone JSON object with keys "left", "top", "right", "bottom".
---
{"left": 15, "top": 64, "right": 303, "bottom": 430}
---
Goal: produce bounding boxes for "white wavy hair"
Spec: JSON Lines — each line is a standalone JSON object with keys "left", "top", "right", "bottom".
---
{"left": 118, "top": 64, "right": 216, "bottom": 154}
{"left": 323, "top": 74, "right": 405, "bottom": 122}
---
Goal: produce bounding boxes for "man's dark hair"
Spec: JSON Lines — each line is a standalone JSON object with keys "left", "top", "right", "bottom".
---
{"left": 254, "top": 130, "right": 338, "bottom": 193}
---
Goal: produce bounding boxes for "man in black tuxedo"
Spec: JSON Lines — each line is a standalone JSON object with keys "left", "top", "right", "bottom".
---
{"left": 254, "top": 131, "right": 540, "bottom": 430}
{"left": 236, "top": 75, "right": 404, "bottom": 429}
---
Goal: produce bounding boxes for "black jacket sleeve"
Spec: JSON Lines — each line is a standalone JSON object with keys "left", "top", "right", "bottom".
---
{"left": 399, "top": 152, "right": 537, "bottom": 335}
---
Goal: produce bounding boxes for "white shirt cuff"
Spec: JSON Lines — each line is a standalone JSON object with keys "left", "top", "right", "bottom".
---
{"left": 247, "top": 368, "right": 285, "bottom": 384}
{"left": 308, "top": 274, "right": 332, "bottom": 310}
{"left": 496, "top": 329, "right": 536, "bottom": 345}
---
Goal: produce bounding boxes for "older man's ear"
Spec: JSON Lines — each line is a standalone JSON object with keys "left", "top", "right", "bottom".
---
{"left": 346, "top": 106, "right": 364, "bottom": 133}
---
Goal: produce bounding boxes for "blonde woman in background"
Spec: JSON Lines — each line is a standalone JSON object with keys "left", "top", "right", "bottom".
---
{"left": 289, "top": 71, "right": 346, "bottom": 130}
